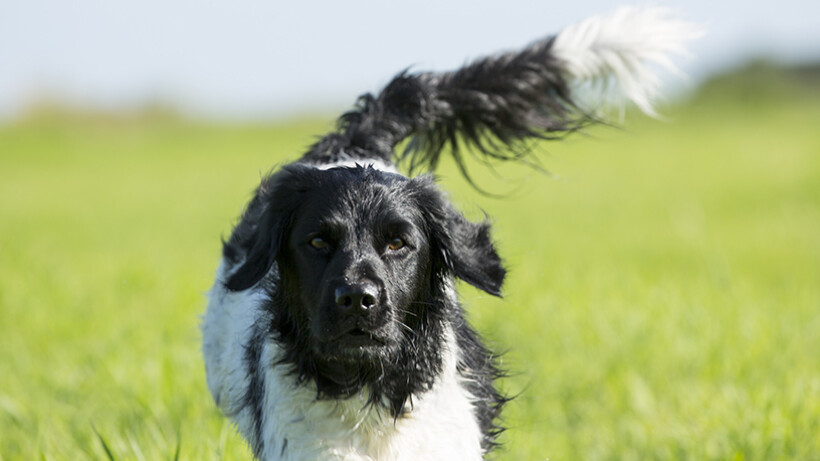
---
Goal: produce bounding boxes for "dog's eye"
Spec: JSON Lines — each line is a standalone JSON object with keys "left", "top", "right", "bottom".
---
{"left": 309, "top": 237, "right": 328, "bottom": 250}
{"left": 387, "top": 238, "right": 404, "bottom": 251}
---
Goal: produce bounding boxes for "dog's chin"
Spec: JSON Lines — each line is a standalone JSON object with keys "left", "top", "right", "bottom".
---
{"left": 313, "top": 329, "right": 393, "bottom": 363}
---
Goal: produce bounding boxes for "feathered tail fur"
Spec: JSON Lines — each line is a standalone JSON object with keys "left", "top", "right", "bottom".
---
{"left": 303, "top": 5, "right": 702, "bottom": 181}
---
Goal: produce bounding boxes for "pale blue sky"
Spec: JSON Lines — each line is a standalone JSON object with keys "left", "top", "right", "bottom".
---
{"left": 1, "top": 0, "right": 818, "bottom": 120}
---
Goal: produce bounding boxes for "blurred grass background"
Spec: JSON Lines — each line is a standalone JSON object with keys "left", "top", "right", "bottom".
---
{"left": 1, "top": 62, "right": 819, "bottom": 460}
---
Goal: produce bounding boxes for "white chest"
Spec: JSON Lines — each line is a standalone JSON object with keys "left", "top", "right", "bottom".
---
{"left": 255, "top": 334, "right": 484, "bottom": 461}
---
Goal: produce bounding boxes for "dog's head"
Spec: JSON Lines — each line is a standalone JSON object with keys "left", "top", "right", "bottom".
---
{"left": 223, "top": 164, "right": 504, "bottom": 402}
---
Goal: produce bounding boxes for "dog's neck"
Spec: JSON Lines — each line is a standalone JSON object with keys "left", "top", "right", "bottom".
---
{"left": 253, "top": 324, "right": 485, "bottom": 460}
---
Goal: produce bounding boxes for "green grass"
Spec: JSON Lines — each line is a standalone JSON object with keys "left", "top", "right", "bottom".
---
{"left": 1, "top": 84, "right": 819, "bottom": 460}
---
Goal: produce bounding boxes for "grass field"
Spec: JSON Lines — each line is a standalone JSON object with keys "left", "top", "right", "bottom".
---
{"left": 1, "top": 69, "right": 819, "bottom": 460}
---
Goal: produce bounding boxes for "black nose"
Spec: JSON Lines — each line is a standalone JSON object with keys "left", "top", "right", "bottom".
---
{"left": 334, "top": 283, "right": 379, "bottom": 315}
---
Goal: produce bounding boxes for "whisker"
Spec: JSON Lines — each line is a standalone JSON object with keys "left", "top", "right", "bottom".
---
{"left": 408, "top": 300, "right": 437, "bottom": 307}
{"left": 395, "top": 307, "right": 419, "bottom": 318}
{"left": 396, "top": 321, "right": 414, "bottom": 334}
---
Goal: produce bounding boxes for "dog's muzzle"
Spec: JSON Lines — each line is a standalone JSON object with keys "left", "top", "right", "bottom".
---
{"left": 325, "top": 281, "right": 388, "bottom": 348}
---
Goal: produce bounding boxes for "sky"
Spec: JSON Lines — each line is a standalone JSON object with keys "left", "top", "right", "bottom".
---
{"left": 1, "top": 0, "right": 818, "bottom": 120}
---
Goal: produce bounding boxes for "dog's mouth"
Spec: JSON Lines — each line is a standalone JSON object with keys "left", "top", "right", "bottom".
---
{"left": 335, "top": 327, "right": 386, "bottom": 347}
{"left": 318, "top": 323, "right": 389, "bottom": 353}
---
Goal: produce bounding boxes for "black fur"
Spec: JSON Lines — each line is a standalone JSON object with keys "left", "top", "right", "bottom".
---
{"left": 298, "top": 37, "right": 594, "bottom": 189}
{"left": 220, "top": 29, "right": 595, "bottom": 455}
{"left": 242, "top": 320, "right": 269, "bottom": 458}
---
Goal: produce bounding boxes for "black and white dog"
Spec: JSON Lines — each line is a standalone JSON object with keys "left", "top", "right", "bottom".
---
{"left": 202, "top": 6, "right": 698, "bottom": 460}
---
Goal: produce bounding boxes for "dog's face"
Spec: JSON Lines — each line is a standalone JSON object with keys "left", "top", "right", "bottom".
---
{"left": 281, "top": 170, "right": 434, "bottom": 362}
{"left": 225, "top": 164, "right": 505, "bottom": 389}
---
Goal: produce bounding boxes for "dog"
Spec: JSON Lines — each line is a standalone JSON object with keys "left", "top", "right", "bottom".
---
{"left": 202, "top": 6, "right": 699, "bottom": 460}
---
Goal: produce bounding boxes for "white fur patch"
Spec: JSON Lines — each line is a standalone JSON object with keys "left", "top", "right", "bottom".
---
{"left": 552, "top": 5, "right": 703, "bottom": 116}
{"left": 314, "top": 157, "right": 400, "bottom": 174}
{"left": 202, "top": 262, "right": 266, "bottom": 418}
{"left": 202, "top": 261, "right": 484, "bottom": 460}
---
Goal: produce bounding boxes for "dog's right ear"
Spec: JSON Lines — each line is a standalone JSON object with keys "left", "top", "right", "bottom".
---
{"left": 223, "top": 166, "right": 309, "bottom": 292}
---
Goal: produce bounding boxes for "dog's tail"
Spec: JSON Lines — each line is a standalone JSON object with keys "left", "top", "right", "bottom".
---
{"left": 313, "top": 5, "right": 702, "bottom": 182}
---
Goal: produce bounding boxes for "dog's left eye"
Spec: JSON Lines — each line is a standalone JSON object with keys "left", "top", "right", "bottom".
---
{"left": 309, "top": 237, "right": 328, "bottom": 250}
{"left": 387, "top": 238, "right": 404, "bottom": 251}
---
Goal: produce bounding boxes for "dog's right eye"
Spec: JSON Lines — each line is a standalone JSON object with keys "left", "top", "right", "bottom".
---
{"left": 309, "top": 237, "right": 328, "bottom": 250}
{"left": 387, "top": 238, "right": 405, "bottom": 251}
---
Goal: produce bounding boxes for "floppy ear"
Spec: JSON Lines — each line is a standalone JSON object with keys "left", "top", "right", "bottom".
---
{"left": 223, "top": 167, "right": 307, "bottom": 292}
{"left": 439, "top": 211, "right": 506, "bottom": 297}
{"left": 414, "top": 178, "right": 506, "bottom": 296}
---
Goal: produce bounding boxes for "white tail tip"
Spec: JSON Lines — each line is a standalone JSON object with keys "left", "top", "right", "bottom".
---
{"left": 552, "top": 5, "right": 704, "bottom": 117}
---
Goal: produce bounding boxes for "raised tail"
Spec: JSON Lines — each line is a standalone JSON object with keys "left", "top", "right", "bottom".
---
{"left": 304, "top": 5, "right": 702, "bottom": 181}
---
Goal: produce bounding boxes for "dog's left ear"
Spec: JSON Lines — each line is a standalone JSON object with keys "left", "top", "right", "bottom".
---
{"left": 414, "top": 178, "right": 506, "bottom": 296}
{"left": 439, "top": 211, "right": 506, "bottom": 297}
